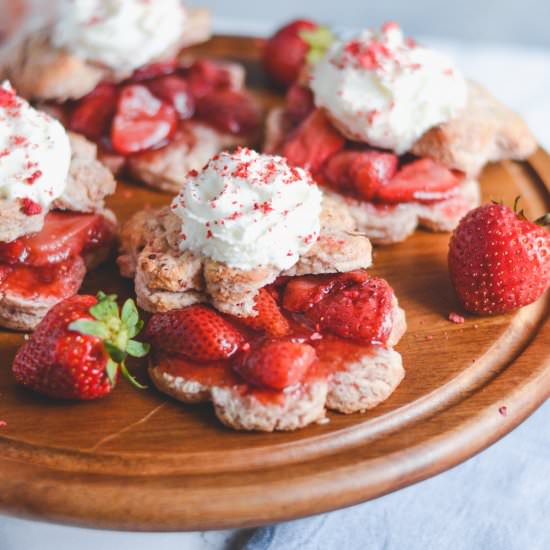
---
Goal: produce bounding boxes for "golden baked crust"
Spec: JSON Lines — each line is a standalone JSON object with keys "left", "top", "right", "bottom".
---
{"left": 118, "top": 195, "right": 373, "bottom": 316}
{"left": 411, "top": 81, "right": 537, "bottom": 176}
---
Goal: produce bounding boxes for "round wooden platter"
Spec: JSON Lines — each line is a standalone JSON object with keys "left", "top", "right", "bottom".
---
{"left": 0, "top": 36, "right": 549, "bottom": 531}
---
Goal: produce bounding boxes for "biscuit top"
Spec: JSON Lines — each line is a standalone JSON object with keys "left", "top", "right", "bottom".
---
{"left": 0, "top": 82, "right": 71, "bottom": 215}
{"left": 311, "top": 22, "right": 467, "bottom": 154}
{"left": 171, "top": 148, "right": 323, "bottom": 271}
{"left": 52, "top": 0, "right": 187, "bottom": 73}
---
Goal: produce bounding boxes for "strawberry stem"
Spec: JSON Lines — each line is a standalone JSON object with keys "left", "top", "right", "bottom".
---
{"left": 300, "top": 26, "right": 335, "bottom": 64}
{"left": 535, "top": 213, "right": 550, "bottom": 227}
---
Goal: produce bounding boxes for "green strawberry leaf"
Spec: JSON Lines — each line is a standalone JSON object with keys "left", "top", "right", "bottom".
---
{"left": 68, "top": 319, "right": 110, "bottom": 339}
{"left": 120, "top": 362, "right": 148, "bottom": 390}
{"left": 121, "top": 298, "right": 139, "bottom": 330}
{"left": 86, "top": 291, "right": 150, "bottom": 391}
{"left": 535, "top": 213, "right": 550, "bottom": 227}
{"left": 133, "top": 319, "right": 144, "bottom": 336}
{"left": 127, "top": 340, "right": 150, "bottom": 358}
{"left": 300, "top": 26, "right": 335, "bottom": 65}
{"left": 106, "top": 358, "right": 118, "bottom": 386}
{"left": 91, "top": 292, "right": 119, "bottom": 322}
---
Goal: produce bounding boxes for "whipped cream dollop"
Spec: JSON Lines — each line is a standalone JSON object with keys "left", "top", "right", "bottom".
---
{"left": 0, "top": 82, "right": 71, "bottom": 212}
{"left": 53, "top": 0, "right": 187, "bottom": 73}
{"left": 311, "top": 22, "right": 468, "bottom": 154}
{"left": 171, "top": 148, "right": 323, "bottom": 271}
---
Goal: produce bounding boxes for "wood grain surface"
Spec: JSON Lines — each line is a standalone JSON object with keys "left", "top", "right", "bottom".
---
{"left": 0, "top": 36, "right": 548, "bottom": 531}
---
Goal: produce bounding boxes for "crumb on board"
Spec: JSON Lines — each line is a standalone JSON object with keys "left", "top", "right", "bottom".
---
{"left": 449, "top": 312, "right": 465, "bottom": 324}
{"left": 499, "top": 406, "right": 508, "bottom": 417}
{"left": 0, "top": 420, "right": 7, "bottom": 428}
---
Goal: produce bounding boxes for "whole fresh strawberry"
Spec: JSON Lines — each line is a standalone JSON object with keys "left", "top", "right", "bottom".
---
{"left": 262, "top": 20, "right": 334, "bottom": 87}
{"left": 448, "top": 202, "right": 550, "bottom": 314}
{"left": 12, "top": 292, "right": 149, "bottom": 400}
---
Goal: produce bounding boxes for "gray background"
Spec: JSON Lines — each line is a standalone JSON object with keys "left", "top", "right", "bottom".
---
{"left": 194, "top": 0, "right": 550, "bottom": 47}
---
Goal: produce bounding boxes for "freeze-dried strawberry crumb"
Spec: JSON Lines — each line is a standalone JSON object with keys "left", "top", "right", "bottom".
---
{"left": 0, "top": 420, "right": 6, "bottom": 428}
{"left": 20, "top": 198, "right": 42, "bottom": 216}
{"left": 499, "top": 406, "right": 508, "bottom": 416}
{"left": 25, "top": 170, "right": 43, "bottom": 185}
{"left": 448, "top": 312, "right": 465, "bottom": 324}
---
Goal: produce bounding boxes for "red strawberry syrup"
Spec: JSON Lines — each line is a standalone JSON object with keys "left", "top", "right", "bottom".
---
{"left": 152, "top": 276, "right": 394, "bottom": 406}
{"left": 0, "top": 212, "right": 115, "bottom": 300}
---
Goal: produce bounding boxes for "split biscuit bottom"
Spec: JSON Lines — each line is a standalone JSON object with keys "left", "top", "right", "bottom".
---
{"left": 150, "top": 344, "right": 405, "bottom": 432}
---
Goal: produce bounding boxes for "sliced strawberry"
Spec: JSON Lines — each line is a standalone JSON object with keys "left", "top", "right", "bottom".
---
{"left": 283, "top": 109, "right": 345, "bottom": 173}
{"left": 285, "top": 83, "right": 315, "bottom": 126}
{"left": 322, "top": 151, "right": 359, "bottom": 192}
{"left": 186, "top": 60, "right": 234, "bottom": 99}
{"left": 147, "top": 76, "right": 195, "bottom": 119}
{"left": 352, "top": 151, "right": 399, "bottom": 200}
{"left": 283, "top": 271, "right": 370, "bottom": 313}
{"left": 323, "top": 151, "right": 398, "bottom": 199}
{"left": 375, "top": 158, "right": 462, "bottom": 204}
{"left": 195, "top": 89, "right": 260, "bottom": 135}
{"left": 234, "top": 339, "right": 317, "bottom": 390}
{"left": 111, "top": 84, "right": 177, "bottom": 155}
{"left": 306, "top": 276, "right": 395, "bottom": 344}
{"left": 0, "top": 257, "right": 85, "bottom": 300}
{"left": 130, "top": 59, "right": 179, "bottom": 82}
{"left": 0, "top": 212, "right": 113, "bottom": 267}
{"left": 262, "top": 19, "right": 318, "bottom": 87}
{"left": 144, "top": 305, "right": 245, "bottom": 362}
{"left": 69, "top": 83, "right": 119, "bottom": 141}
{"left": 233, "top": 289, "right": 289, "bottom": 337}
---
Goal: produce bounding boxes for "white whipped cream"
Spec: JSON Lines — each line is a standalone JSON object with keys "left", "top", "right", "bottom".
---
{"left": 0, "top": 82, "right": 71, "bottom": 212}
{"left": 53, "top": 0, "right": 187, "bottom": 73}
{"left": 171, "top": 148, "right": 323, "bottom": 271}
{"left": 311, "top": 22, "right": 468, "bottom": 154}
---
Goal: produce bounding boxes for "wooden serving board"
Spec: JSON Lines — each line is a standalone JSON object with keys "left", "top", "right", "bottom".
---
{"left": 0, "top": 36, "right": 549, "bottom": 531}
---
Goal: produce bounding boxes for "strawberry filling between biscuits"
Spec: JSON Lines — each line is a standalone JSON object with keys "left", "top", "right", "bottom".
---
{"left": 145, "top": 270, "right": 400, "bottom": 404}
{"left": 64, "top": 59, "right": 261, "bottom": 158}
{"left": 0, "top": 212, "right": 115, "bottom": 299}
{"left": 279, "top": 84, "right": 465, "bottom": 206}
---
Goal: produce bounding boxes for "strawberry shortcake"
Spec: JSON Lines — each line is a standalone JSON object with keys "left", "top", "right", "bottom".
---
{"left": 2, "top": 0, "right": 261, "bottom": 193}
{"left": 119, "top": 147, "right": 406, "bottom": 431}
{"left": 0, "top": 83, "right": 117, "bottom": 330}
{"left": 264, "top": 22, "right": 537, "bottom": 244}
